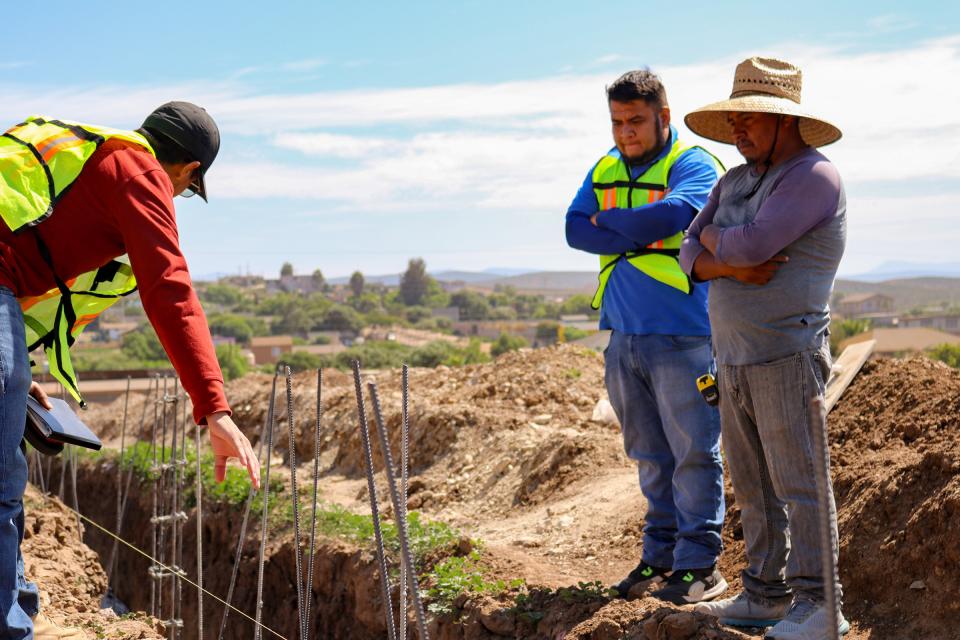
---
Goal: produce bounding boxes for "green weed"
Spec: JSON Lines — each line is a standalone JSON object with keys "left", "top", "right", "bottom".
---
{"left": 424, "top": 550, "right": 521, "bottom": 616}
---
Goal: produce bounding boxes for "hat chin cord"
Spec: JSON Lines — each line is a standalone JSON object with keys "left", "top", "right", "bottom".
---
{"left": 744, "top": 114, "right": 782, "bottom": 200}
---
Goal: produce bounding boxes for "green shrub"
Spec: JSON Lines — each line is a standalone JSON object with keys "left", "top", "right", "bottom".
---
{"left": 425, "top": 551, "right": 517, "bottom": 615}
{"left": 929, "top": 343, "right": 960, "bottom": 368}
{"left": 216, "top": 343, "right": 249, "bottom": 381}
{"left": 491, "top": 333, "right": 528, "bottom": 357}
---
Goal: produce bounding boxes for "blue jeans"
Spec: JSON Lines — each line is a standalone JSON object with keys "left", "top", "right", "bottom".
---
{"left": 605, "top": 331, "right": 724, "bottom": 570}
{"left": 0, "top": 286, "right": 39, "bottom": 639}
{"left": 718, "top": 344, "right": 842, "bottom": 604}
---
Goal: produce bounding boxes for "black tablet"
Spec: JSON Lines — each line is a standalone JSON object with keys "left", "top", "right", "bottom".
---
{"left": 25, "top": 396, "right": 102, "bottom": 452}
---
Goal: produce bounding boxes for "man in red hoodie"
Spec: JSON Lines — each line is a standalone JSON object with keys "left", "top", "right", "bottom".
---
{"left": 0, "top": 102, "right": 260, "bottom": 639}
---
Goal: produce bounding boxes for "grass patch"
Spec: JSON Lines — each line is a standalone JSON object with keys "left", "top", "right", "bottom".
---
{"left": 316, "top": 503, "right": 461, "bottom": 564}
{"left": 90, "top": 441, "right": 507, "bottom": 614}
{"left": 425, "top": 550, "right": 523, "bottom": 616}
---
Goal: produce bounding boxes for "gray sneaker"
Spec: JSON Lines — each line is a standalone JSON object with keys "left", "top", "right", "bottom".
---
{"left": 764, "top": 598, "right": 850, "bottom": 639}
{"left": 695, "top": 591, "right": 790, "bottom": 627}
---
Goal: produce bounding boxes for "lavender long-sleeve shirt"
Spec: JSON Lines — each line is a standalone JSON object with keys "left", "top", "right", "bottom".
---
{"left": 680, "top": 148, "right": 843, "bottom": 272}
{"left": 679, "top": 148, "right": 846, "bottom": 365}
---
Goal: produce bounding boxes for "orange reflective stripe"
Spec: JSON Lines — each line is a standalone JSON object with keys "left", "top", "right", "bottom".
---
{"left": 72, "top": 314, "right": 98, "bottom": 331}
{"left": 603, "top": 189, "right": 616, "bottom": 210}
{"left": 35, "top": 133, "right": 85, "bottom": 162}
{"left": 18, "top": 289, "right": 59, "bottom": 312}
{"left": 646, "top": 239, "right": 665, "bottom": 249}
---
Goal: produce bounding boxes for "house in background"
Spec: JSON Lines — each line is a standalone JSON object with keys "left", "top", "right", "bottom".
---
{"left": 834, "top": 293, "right": 895, "bottom": 318}
{"left": 839, "top": 327, "right": 960, "bottom": 358}
{"left": 249, "top": 335, "right": 294, "bottom": 365}
{"left": 898, "top": 313, "right": 960, "bottom": 335}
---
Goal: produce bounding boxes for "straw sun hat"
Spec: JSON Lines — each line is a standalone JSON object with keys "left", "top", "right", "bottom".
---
{"left": 684, "top": 57, "right": 842, "bottom": 147}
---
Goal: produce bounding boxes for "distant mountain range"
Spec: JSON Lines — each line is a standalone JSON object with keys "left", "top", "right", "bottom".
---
{"left": 202, "top": 263, "right": 960, "bottom": 311}
{"left": 841, "top": 261, "right": 960, "bottom": 282}
{"left": 326, "top": 267, "right": 532, "bottom": 287}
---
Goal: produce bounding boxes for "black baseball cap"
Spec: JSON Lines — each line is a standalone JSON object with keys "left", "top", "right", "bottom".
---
{"left": 141, "top": 101, "right": 220, "bottom": 201}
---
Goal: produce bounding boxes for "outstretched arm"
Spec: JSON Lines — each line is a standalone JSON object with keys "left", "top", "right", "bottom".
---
{"left": 113, "top": 169, "right": 261, "bottom": 488}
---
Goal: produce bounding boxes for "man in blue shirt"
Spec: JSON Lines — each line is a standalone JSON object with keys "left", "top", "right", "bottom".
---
{"left": 566, "top": 69, "right": 726, "bottom": 604}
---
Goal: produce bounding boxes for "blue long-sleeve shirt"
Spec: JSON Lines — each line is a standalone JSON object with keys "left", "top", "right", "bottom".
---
{"left": 566, "top": 127, "right": 719, "bottom": 336}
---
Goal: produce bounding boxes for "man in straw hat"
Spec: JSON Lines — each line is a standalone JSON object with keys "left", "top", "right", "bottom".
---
{"left": 565, "top": 69, "right": 728, "bottom": 605}
{"left": 679, "top": 58, "right": 848, "bottom": 638}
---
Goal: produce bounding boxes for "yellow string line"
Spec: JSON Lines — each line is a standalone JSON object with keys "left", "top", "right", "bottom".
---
{"left": 59, "top": 503, "right": 289, "bottom": 640}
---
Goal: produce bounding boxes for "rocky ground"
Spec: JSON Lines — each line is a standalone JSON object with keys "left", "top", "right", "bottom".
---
{"left": 29, "top": 346, "right": 960, "bottom": 639}
{"left": 21, "top": 486, "right": 161, "bottom": 639}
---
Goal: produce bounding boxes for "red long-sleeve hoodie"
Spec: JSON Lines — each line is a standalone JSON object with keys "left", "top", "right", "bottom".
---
{"left": 0, "top": 139, "right": 228, "bottom": 424}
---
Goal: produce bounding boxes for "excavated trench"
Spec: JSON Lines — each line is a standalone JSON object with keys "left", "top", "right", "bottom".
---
{"left": 69, "top": 458, "right": 395, "bottom": 640}
{"left": 63, "top": 458, "right": 750, "bottom": 640}
{"left": 52, "top": 352, "right": 960, "bottom": 639}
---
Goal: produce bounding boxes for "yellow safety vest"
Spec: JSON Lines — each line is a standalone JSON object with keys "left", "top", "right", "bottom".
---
{"left": 0, "top": 116, "right": 154, "bottom": 405}
{"left": 590, "top": 139, "right": 722, "bottom": 310}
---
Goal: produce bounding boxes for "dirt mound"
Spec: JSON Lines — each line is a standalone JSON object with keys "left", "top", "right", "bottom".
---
{"left": 70, "top": 349, "right": 960, "bottom": 638}
{"left": 21, "top": 485, "right": 160, "bottom": 639}
{"left": 224, "top": 345, "right": 625, "bottom": 516}
{"left": 827, "top": 357, "right": 960, "bottom": 638}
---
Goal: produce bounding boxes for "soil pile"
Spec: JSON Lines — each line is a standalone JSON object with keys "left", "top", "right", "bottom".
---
{"left": 224, "top": 345, "right": 626, "bottom": 517}
{"left": 827, "top": 357, "right": 960, "bottom": 638}
{"left": 64, "top": 351, "right": 960, "bottom": 638}
{"left": 21, "top": 485, "right": 160, "bottom": 639}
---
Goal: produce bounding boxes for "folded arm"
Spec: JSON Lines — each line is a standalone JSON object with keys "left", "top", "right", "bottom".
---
{"left": 709, "top": 160, "right": 842, "bottom": 267}
{"left": 680, "top": 182, "right": 787, "bottom": 285}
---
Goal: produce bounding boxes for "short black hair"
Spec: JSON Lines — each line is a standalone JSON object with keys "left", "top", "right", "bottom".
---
{"left": 137, "top": 127, "right": 194, "bottom": 165}
{"left": 606, "top": 69, "right": 668, "bottom": 110}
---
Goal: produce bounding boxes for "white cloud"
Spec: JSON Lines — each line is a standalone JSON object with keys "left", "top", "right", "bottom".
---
{"left": 594, "top": 54, "right": 624, "bottom": 65}
{"left": 4, "top": 35, "right": 959, "bottom": 276}
{"left": 281, "top": 58, "right": 327, "bottom": 72}
{"left": 867, "top": 14, "right": 918, "bottom": 34}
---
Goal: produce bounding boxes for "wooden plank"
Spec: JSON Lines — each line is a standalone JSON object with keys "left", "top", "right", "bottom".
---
{"left": 825, "top": 339, "right": 876, "bottom": 413}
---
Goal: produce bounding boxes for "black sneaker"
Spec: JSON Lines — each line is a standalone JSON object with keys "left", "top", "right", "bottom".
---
{"left": 612, "top": 561, "right": 672, "bottom": 598}
{"left": 651, "top": 565, "right": 728, "bottom": 604}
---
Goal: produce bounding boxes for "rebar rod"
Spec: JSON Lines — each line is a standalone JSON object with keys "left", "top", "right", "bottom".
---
{"left": 303, "top": 368, "right": 322, "bottom": 637}
{"left": 218, "top": 369, "right": 276, "bottom": 640}
{"left": 284, "top": 367, "right": 305, "bottom": 640}
{"left": 176, "top": 382, "right": 187, "bottom": 640}
{"left": 810, "top": 396, "right": 841, "bottom": 640}
{"left": 34, "top": 449, "right": 46, "bottom": 494}
{"left": 58, "top": 444, "right": 67, "bottom": 500}
{"left": 157, "top": 376, "right": 169, "bottom": 624}
{"left": 351, "top": 361, "right": 397, "bottom": 640}
{"left": 169, "top": 378, "right": 181, "bottom": 640}
{"left": 254, "top": 365, "right": 282, "bottom": 640}
{"left": 151, "top": 375, "right": 161, "bottom": 617}
{"left": 110, "top": 377, "right": 132, "bottom": 585}
{"left": 399, "top": 364, "right": 410, "bottom": 640}
{"left": 44, "top": 452, "right": 53, "bottom": 495}
{"left": 194, "top": 408, "right": 205, "bottom": 640}
{"left": 69, "top": 447, "right": 81, "bottom": 542}
{"left": 368, "top": 382, "right": 430, "bottom": 640}
{"left": 110, "top": 378, "right": 157, "bottom": 593}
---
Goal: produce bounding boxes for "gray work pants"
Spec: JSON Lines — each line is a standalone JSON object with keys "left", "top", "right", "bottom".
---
{"left": 718, "top": 343, "right": 842, "bottom": 604}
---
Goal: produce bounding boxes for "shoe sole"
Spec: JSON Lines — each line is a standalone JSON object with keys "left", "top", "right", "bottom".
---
{"left": 763, "top": 618, "right": 851, "bottom": 639}
{"left": 681, "top": 576, "right": 728, "bottom": 604}
{"left": 721, "top": 616, "right": 783, "bottom": 627}
{"left": 655, "top": 576, "right": 729, "bottom": 605}
{"left": 613, "top": 576, "right": 666, "bottom": 598}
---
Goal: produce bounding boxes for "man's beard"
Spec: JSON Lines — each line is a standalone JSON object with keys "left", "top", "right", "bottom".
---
{"left": 624, "top": 116, "right": 667, "bottom": 165}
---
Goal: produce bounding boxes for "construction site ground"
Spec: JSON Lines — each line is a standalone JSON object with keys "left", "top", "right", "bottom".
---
{"left": 28, "top": 345, "right": 960, "bottom": 639}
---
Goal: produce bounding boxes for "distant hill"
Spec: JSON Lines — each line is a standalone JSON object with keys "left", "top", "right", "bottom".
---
{"left": 473, "top": 271, "right": 597, "bottom": 295}
{"left": 834, "top": 277, "right": 960, "bottom": 312}
{"left": 327, "top": 268, "right": 536, "bottom": 287}
{"left": 843, "top": 261, "right": 960, "bottom": 282}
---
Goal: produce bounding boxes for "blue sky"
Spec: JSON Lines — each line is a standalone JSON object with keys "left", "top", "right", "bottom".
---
{"left": 3, "top": 1, "right": 958, "bottom": 279}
